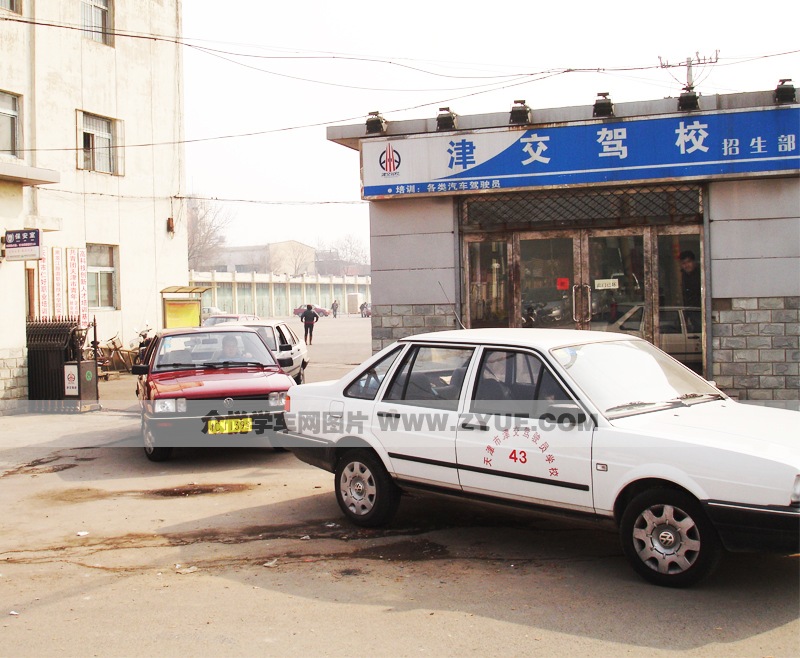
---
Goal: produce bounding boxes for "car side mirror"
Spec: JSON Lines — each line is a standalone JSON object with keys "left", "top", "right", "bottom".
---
{"left": 279, "top": 343, "right": 291, "bottom": 352}
{"left": 131, "top": 364, "right": 149, "bottom": 376}
{"left": 277, "top": 357, "right": 293, "bottom": 369}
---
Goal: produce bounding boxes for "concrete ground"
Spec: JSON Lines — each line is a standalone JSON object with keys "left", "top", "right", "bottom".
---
{"left": 1, "top": 316, "right": 798, "bottom": 657}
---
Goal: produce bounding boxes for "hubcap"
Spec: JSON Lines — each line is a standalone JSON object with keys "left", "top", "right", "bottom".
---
{"left": 340, "top": 461, "right": 377, "bottom": 516}
{"left": 632, "top": 503, "right": 701, "bottom": 575}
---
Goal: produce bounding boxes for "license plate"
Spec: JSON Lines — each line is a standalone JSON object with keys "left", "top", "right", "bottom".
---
{"left": 207, "top": 417, "right": 253, "bottom": 435}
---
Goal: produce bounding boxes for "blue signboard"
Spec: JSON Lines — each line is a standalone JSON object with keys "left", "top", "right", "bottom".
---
{"left": 361, "top": 107, "right": 799, "bottom": 199}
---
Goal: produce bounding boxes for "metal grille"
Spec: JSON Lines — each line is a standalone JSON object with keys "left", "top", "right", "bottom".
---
{"left": 460, "top": 185, "right": 703, "bottom": 232}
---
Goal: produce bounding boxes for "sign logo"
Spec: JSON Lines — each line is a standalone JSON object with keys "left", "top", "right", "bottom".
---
{"left": 223, "top": 397, "right": 234, "bottom": 410}
{"left": 379, "top": 144, "right": 401, "bottom": 176}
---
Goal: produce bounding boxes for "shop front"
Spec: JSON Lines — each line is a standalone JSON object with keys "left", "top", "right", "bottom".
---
{"left": 462, "top": 185, "right": 705, "bottom": 371}
{"left": 328, "top": 88, "right": 799, "bottom": 402}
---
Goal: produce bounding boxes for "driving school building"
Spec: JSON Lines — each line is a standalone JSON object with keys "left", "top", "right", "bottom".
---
{"left": 328, "top": 88, "right": 800, "bottom": 404}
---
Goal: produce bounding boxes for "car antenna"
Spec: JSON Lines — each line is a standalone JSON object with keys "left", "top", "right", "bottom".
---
{"left": 438, "top": 281, "right": 466, "bottom": 330}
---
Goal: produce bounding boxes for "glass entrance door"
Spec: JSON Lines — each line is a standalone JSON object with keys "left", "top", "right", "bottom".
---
{"left": 468, "top": 227, "right": 704, "bottom": 372}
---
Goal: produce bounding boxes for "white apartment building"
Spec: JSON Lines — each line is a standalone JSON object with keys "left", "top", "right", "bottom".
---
{"left": 0, "top": 0, "right": 187, "bottom": 409}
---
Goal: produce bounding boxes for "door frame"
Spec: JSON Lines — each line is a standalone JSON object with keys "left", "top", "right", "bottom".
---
{"left": 463, "top": 224, "right": 706, "bottom": 373}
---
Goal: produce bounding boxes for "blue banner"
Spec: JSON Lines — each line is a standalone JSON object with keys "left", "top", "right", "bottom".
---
{"left": 361, "top": 107, "right": 799, "bottom": 199}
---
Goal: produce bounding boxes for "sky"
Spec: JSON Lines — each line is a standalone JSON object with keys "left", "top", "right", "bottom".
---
{"left": 180, "top": 1, "right": 800, "bottom": 253}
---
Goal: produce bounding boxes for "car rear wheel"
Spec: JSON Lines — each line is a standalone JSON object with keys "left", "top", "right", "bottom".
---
{"left": 620, "top": 488, "right": 721, "bottom": 587}
{"left": 335, "top": 449, "right": 400, "bottom": 527}
{"left": 142, "top": 418, "right": 173, "bottom": 462}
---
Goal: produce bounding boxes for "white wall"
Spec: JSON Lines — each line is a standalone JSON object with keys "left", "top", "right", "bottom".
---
{"left": 369, "top": 196, "right": 459, "bottom": 305}
{"left": 1, "top": 0, "right": 187, "bottom": 362}
{"left": 709, "top": 178, "right": 800, "bottom": 298}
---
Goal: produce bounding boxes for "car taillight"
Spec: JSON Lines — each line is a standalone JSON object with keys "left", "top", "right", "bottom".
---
{"left": 284, "top": 394, "right": 291, "bottom": 412}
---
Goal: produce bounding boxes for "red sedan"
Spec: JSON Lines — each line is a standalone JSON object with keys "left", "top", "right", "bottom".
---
{"left": 293, "top": 304, "right": 329, "bottom": 317}
{"left": 132, "top": 326, "right": 295, "bottom": 462}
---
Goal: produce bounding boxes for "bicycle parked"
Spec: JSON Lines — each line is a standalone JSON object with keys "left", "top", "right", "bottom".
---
{"left": 83, "top": 332, "right": 135, "bottom": 372}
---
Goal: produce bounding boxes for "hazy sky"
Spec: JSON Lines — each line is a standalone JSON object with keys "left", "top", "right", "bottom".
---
{"left": 181, "top": 1, "right": 799, "bottom": 251}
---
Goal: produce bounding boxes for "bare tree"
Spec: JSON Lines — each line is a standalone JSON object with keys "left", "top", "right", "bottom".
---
{"left": 332, "top": 234, "right": 369, "bottom": 265}
{"left": 186, "top": 197, "right": 233, "bottom": 270}
{"left": 271, "top": 241, "right": 315, "bottom": 275}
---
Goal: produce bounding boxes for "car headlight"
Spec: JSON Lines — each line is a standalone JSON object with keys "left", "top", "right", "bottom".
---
{"left": 268, "top": 391, "right": 287, "bottom": 407}
{"left": 153, "top": 398, "right": 186, "bottom": 414}
{"left": 791, "top": 475, "right": 800, "bottom": 506}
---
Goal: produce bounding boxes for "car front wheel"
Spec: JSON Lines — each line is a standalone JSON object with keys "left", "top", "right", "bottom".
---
{"left": 335, "top": 449, "right": 400, "bottom": 527}
{"left": 620, "top": 488, "right": 721, "bottom": 588}
{"left": 142, "top": 418, "right": 173, "bottom": 462}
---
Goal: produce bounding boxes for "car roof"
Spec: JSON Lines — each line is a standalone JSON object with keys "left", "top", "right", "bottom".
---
{"left": 217, "top": 319, "right": 289, "bottom": 328}
{"left": 398, "top": 328, "right": 643, "bottom": 350}
{"left": 157, "top": 325, "right": 261, "bottom": 337}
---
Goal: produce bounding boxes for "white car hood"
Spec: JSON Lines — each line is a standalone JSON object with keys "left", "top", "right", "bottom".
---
{"left": 609, "top": 400, "right": 800, "bottom": 466}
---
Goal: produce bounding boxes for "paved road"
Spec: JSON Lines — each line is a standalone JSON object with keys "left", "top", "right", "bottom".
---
{"left": 1, "top": 317, "right": 798, "bottom": 656}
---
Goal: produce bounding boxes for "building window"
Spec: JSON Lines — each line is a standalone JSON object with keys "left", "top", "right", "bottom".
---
{"left": 0, "top": 91, "right": 19, "bottom": 157}
{"left": 0, "top": 1, "right": 21, "bottom": 14}
{"left": 80, "top": 112, "right": 122, "bottom": 174}
{"left": 87, "top": 244, "right": 118, "bottom": 309}
{"left": 82, "top": 0, "right": 113, "bottom": 46}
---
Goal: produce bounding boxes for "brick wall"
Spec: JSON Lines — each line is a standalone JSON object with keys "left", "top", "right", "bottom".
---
{"left": 711, "top": 297, "right": 800, "bottom": 402}
{"left": 371, "top": 304, "right": 461, "bottom": 352}
{"left": 0, "top": 348, "right": 28, "bottom": 414}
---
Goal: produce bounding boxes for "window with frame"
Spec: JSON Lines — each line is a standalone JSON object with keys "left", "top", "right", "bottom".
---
{"left": 80, "top": 112, "right": 121, "bottom": 174}
{"left": 384, "top": 345, "right": 474, "bottom": 410}
{"left": 0, "top": 91, "right": 19, "bottom": 157}
{"left": 0, "top": 1, "right": 21, "bottom": 14}
{"left": 82, "top": 0, "right": 113, "bottom": 46}
{"left": 87, "top": 244, "right": 117, "bottom": 309}
{"left": 344, "top": 347, "right": 403, "bottom": 401}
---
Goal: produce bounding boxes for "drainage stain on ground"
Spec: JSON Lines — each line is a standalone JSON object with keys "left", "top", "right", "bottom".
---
{"left": 38, "top": 483, "right": 254, "bottom": 504}
{"left": 147, "top": 484, "right": 251, "bottom": 497}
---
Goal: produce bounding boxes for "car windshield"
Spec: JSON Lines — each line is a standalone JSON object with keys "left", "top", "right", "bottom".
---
{"left": 153, "top": 331, "right": 276, "bottom": 370}
{"left": 550, "top": 339, "right": 720, "bottom": 418}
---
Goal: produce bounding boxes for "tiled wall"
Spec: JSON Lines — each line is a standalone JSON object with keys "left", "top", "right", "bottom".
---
{"left": 711, "top": 297, "right": 800, "bottom": 402}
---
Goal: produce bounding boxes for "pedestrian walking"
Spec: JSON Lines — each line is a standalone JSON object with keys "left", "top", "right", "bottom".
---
{"left": 331, "top": 300, "right": 339, "bottom": 318}
{"left": 299, "top": 304, "right": 320, "bottom": 344}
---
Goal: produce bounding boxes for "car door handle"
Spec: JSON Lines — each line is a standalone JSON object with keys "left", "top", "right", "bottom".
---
{"left": 687, "top": 335, "right": 700, "bottom": 339}
{"left": 377, "top": 411, "right": 401, "bottom": 419}
{"left": 460, "top": 422, "right": 488, "bottom": 431}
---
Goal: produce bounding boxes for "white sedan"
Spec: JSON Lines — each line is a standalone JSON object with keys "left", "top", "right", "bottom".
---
{"left": 281, "top": 328, "right": 800, "bottom": 587}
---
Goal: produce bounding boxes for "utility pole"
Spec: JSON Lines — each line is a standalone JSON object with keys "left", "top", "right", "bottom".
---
{"left": 658, "top": 51, "right": 719, "bottom": 90}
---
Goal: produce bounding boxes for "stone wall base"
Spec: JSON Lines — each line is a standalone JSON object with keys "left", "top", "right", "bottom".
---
{"left": 0, "top": 348, "right": 29, "bottom": 416}
{"left": 371, "top": 304, "right": 461, "bottom": 352}
{"left": 711, "top": 296, "right": 799, "bottom": 402}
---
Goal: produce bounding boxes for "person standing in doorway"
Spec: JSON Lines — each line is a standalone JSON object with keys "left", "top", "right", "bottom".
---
{"left": 680, "top": 250, "right": 702, "bottom": 307}
{"left": 299, "top": 304, "right": 320, "bottom": 344}
{"left": 331, "top": 300, "right": 339, "bottom": 319}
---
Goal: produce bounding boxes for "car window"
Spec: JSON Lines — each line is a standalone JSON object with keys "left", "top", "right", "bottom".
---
{"left": 618, "top": 307, "right": 643, "bottom": 332}
{"left": 660, "top": 310, "right": 681, "bottom": 334}
{"left": 275, "top": 325, "right": 290, "bottom": 347}
{"left": 471, "top": 349, "right": 548, "bottom": 416}
{"left": 153, "top": 331, "right": 275, "bottom": 369}
{"left": 684, "top": 309, "right": 701, "bottom": 334}
{"left": 285, "top": 325, "right": 300, "bottom": 344}
{"left": 344, "top": 347, "right": 403, "bottom": 401}
{"left": 279, "top": 323, "right": 298, "bottom": 346}
{"left": 256, "top": 326, "right": 277, "bottom": 351}
{"left": 384, "top": 345, "right": 474, "bottom": 410}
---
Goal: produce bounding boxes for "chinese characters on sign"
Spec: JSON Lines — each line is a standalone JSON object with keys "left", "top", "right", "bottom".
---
{"left": 67, "top": 248, "right": 79, "bottom": 319}
{"left": 3, "top": 229, "right": 42, "bottom": 261}
{"left": 77, "top": 248, "right": 89, "bottom": 327}
{"left": 38, "top": 258, "right": 50, "bottom": 318}
{"left": 483, "top": 426, "right": 559, "bottom": 478}
{"left": 52, "top": 247, "right": 64, "bottom": 317}
{"left": 361, "top": 107, "right": 799, "bottom": 199}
